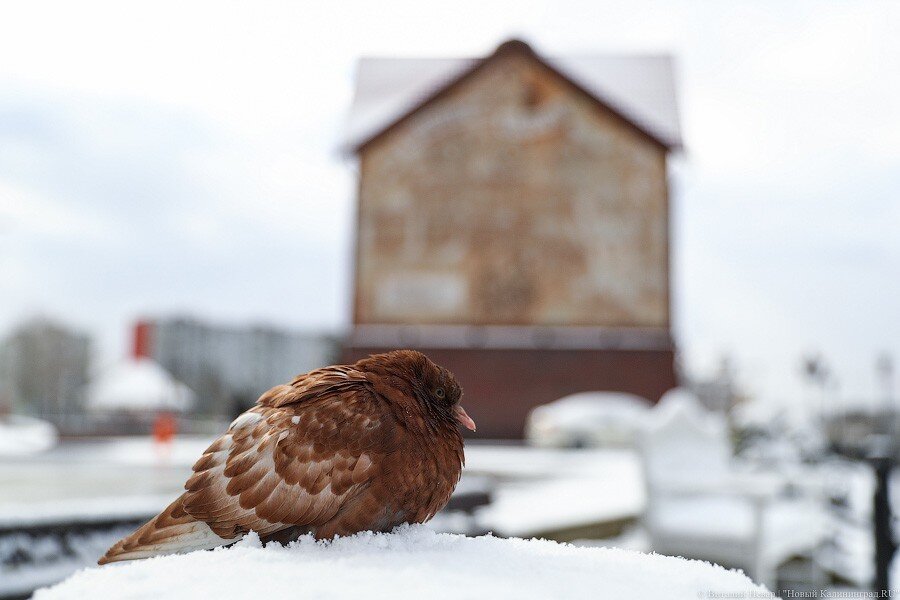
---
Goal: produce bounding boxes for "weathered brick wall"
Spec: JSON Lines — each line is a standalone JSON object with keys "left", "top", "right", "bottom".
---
{"left": 355, "top": 52, "right": 670, "bottom": 328}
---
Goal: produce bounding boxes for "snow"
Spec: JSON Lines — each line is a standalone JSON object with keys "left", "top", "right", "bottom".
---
{"left": 639, "top": 389, "right": 829, "bottom": 588}
{"left": 461, "top": 446, "right": 644, "bottom": 537}
{"left": 465, "top": 444, "right": 638, "bottom": 480}
{"left": 474, "top": 449, "right": 644, "bottom": 537}
{"left": 82, "top": 435, "right": 215, "bottom": 467}
{"left": 0, "top": 494, "right": 171, "bottom": 529}
{"left": 0, "top": 415, "right": 57, "bottom": 456}
{"left": 651, "top": 495, "right": 827, "bottom": 564}
{"left": 0, "top": 436, "right": 219, "bottom": 536}
{"left": 35, "top": 526, "right": 769, "bottom": 600}
{"left": 572, "top": 525, "right": 651, "bottom": 553}
{"left": 525, "top": 391, "right": 651, "bottom": 447}
{"left": 641, "top": 389, "right": 732, "bottom": 487}
{"left": 532, "top": 392, "right": 651, "bottom": 424}
{"left": 86, "top": 357, "right": 195, "bottom": 412}
{"left": 344, "top": 52, "right": 682, "bottom": 151}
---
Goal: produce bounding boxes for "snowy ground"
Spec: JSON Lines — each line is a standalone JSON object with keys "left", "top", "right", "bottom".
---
{"left": 0, "top": 437, "right": 645, "bottom": 597}
{"left": 34, "top": 526, "right": 770, "bottom": 600}
{"left": 0, "top": 436, "right": 213, "bottom": 512}
{"left": 469, "top": 447, "right": 643, "bottom": 537}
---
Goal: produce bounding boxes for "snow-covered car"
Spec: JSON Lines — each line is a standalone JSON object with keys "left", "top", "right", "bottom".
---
{"left": 0, "top": 414, "right": 58, "bottom": 456}
{"left": 525, "top": 391, "right": 652, "bottom": 448}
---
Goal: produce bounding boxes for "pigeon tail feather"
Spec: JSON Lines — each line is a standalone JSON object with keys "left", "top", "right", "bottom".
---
{"left": 98, "top": 494, "right": 239, "bottom": 564}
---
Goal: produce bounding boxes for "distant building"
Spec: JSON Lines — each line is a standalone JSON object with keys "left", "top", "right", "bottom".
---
{"left": 134, "top": 318, "right": 339, "bottom": 416}
{"left": 342, "top": 39, "right": 681, "bottom": 438}
{"left": 0, "top": 318, "right": 90, "bottom": 420}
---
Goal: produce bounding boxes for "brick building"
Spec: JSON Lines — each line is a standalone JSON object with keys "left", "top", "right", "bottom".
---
{"left": 341, "top": 39, "right": 682, "bottom": 438}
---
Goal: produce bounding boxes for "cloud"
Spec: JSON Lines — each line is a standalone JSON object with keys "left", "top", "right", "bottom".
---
{"left": 0, "top": 89, "right": 352, "bottom": 365}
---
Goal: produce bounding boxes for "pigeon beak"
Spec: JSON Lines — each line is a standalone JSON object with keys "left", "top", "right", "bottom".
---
{"left": 453, "top": 405, "right": 476, "bottom": 432}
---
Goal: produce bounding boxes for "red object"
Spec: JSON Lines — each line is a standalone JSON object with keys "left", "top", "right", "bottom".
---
{"left": 133, "top": 321, "right": 153, "bottom": 359}
{"left": 153, "top": 412, "right": 177, "bottom": 444}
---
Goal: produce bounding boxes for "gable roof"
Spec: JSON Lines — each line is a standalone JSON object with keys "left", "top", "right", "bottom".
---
{"left": 343, "top": 39, "right": 682, "bottom": 153}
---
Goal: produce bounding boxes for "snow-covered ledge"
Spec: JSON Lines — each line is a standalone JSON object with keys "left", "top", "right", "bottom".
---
{"left": 35, "top": 526, "right": 772, "bottom": 600}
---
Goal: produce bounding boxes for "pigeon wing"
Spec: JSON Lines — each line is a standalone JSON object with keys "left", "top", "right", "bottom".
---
{"left": 182, "top": 374, "right": 399, "bottom": 539}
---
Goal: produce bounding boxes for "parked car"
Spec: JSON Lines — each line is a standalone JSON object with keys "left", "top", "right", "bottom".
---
{"left": 525, "top": 391, "right": 652, "bottom": 448}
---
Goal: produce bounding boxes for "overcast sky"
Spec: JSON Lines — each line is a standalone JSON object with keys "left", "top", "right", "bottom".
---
{"left": 0, "top": 0, "right": 897, "bottom": 412}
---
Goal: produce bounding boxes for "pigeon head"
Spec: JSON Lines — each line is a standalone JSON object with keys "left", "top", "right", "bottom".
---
{"left": 360, "top": 350, "right": 476, "bottom": 433}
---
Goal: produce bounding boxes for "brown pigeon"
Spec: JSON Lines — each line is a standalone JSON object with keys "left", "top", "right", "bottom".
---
{"left": 99, "top": 350, "right": 475, "bottom": 564}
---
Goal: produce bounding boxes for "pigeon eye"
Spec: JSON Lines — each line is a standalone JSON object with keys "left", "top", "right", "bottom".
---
{"left": 435, "top": 388, "right": 445, "bottom": 399}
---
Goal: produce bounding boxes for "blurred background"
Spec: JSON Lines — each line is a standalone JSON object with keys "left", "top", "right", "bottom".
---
{"left": 1, "top": 0, "right": 898, "bottom": 597}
